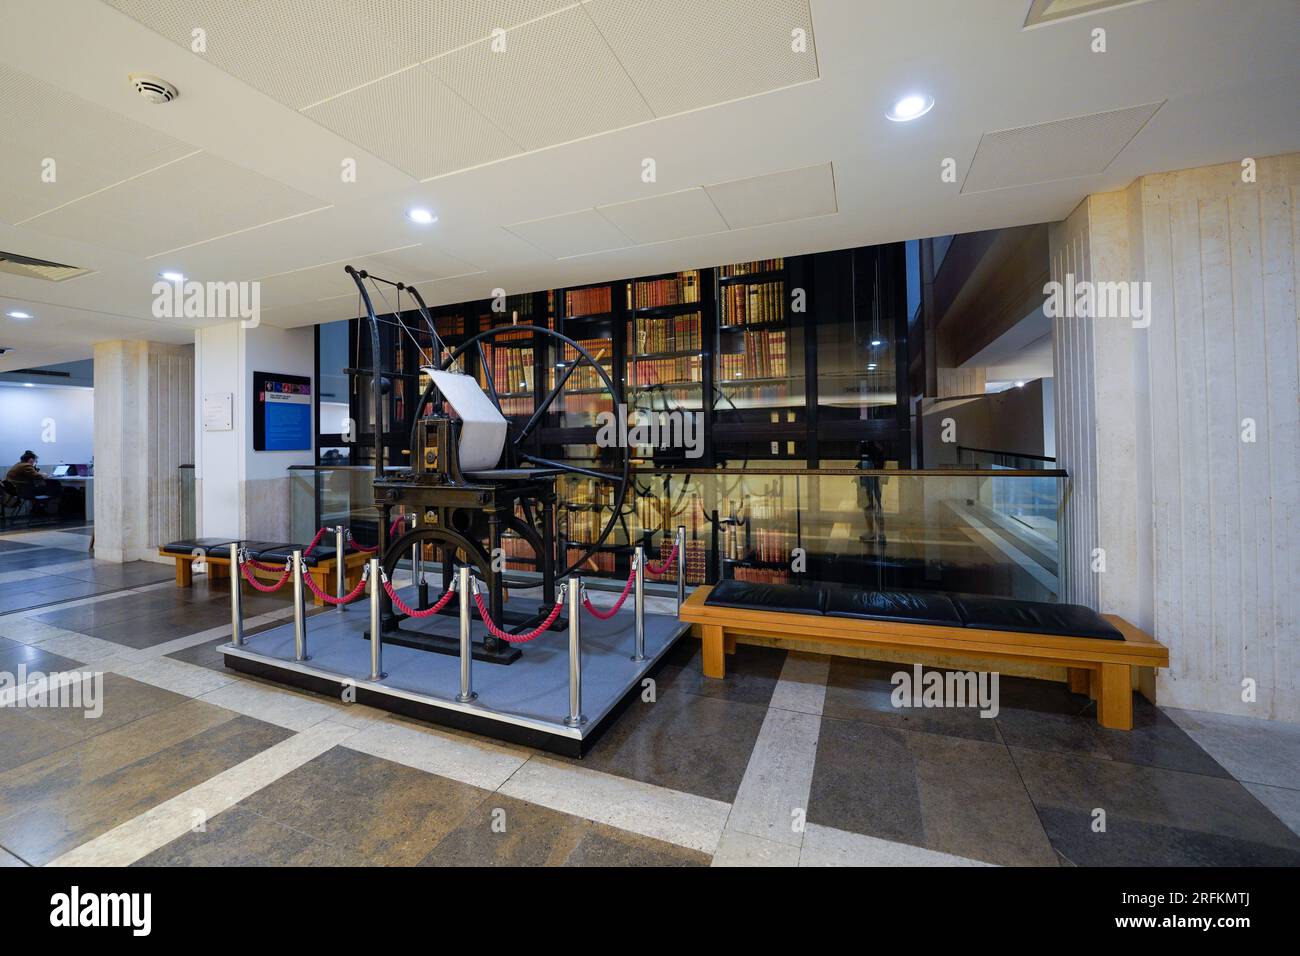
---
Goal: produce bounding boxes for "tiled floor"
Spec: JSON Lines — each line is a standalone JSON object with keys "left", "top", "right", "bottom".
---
{"left": 0, "top": 525, "right": 1297, "bottom": 867}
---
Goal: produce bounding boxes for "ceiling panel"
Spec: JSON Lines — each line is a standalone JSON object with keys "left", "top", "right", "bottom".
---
{"left": 257, "top": 244, "right": 482, "bottom": 310}
{"left": 581, "top": 0, "right": 819, "bottom": 117}
{"left": 21, "top": 152, "right": 329, "bottom": 257}
{"left": 102, "top": 0, "right": 410, "bottom": 109}
{"left": 705, "top": 162, "right": 837, "bottom": 230}
{"left": 353, "top": 1, "right": 576, "bottom": 63}
{"left": 0, "top": 63, "right": 196, "bottom": 224}
{"left": 303, "top": 66, "right": 522, "bottom": 180}
{"left": 504, "top": 208, "right": 634, "bottom": 258}
{"left": 596, "top": 187, "right": 728, "bottom": 244}
{"left": 429, "top": 4, "right": 654, "bottom": 151}
{"left": 961, "top": 103, "right": 1164, "bottom": 193}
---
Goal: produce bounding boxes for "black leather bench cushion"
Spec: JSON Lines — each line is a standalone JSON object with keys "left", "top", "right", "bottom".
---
{"left": 824, "top": 588, "right": 963, "bottom": 626}
{"left": 704, "top": 579, "right": 826, "bottom": 615}
{"left": 255, "top": 544, "right": 338, "bottom": 567}
{"left": 950, "top": 595, "right": 1124, "bottom": 641}
{"left": 160, "top": 538, "right": 240, "bottom": 557}
{"left": 240, "top": 542, "right": 297, "bottom": 561}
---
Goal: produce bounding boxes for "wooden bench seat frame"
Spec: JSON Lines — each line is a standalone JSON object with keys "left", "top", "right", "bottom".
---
{"left": 678, "top": 586, "right": 1169, "bottom": 731}
{"left": 161, "top": 548, "right": 370, "bottom": 607}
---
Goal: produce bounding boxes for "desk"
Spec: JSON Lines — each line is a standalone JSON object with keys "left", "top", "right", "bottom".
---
{"left": 55, "top": 476, "right": 93, "bottom": 521}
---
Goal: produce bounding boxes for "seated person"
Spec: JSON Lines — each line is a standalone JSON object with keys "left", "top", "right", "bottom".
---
{"left": 5, "top": 450, "right": 62, "bottom": 513}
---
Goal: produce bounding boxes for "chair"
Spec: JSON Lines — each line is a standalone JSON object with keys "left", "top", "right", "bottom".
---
{"left": 3, "top": 478, "right": 58, "bottom": 527}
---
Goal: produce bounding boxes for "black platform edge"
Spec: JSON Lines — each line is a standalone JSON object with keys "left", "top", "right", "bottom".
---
{"left": 220, "top": 636, "right": 682, "bottom": 759}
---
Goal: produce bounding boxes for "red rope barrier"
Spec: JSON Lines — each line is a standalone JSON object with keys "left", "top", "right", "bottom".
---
{"left": 347, "top": 516, "right": 408, "bottom": 554}
{"left": 302, "top": 526, "right": 327, "bottom": 556}
{"left": 644, "top": 541, "right": 679, "bottom": 576}
{"left": 240, "top": 560, "right": 292, "bottom": 592}
{"left": 582, "top": 570, "right": 635, "bottom": 620}
{"left": 244, "top": 557, "right": 288, "bottom": 573}
{"left": 472, "top": 589, "right": 564, "bottom": 644}
{"left": 382, "top": 576, "right": 456, "bottom": 618}
{"left": 303, "top": 568, "right": 370, "bottom": 606}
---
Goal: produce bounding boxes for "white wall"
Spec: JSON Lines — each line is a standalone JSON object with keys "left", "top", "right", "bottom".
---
{"left": 0, "top": 384, "right": 94, "bottom": 466}
{"left": 1052, "top": 153, "right": 1299, "bottom": 721}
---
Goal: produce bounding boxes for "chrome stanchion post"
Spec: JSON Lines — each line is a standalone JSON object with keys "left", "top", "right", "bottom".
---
{"left": 334, "top": 525, "right": 347, "bottom": 613}
{"left": 675, "top": 525, "right": 686, "bottom": 612}
{"left": 368, "top": 558, "right": 385, "bottom": 680}
{"left": 230, "top": 543, "right": 244, "bottom": 646}
{"left": 632, "top": 546, "right": 646, "bottom": 662}
{"left": 455, "top": 566, "right": 476, "bottom": 703}
{"left": 564, "top": 576, "right": 585, "bottom": 727}
{"left": 292, "top": 549, "right": 308, "bottom": 661}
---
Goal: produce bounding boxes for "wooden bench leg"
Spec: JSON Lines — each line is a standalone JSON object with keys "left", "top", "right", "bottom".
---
{"left": 310, "top": 569, "right": 326, "bottom": 607}
{"left": 175, "top": 559, "right": 193, "bottom": 588}
{"left": 724, "top": 633, "right": 737, "bottom": 655}
{"left": 701, "top": 625, "right": 726, "bottom": 679}
{"left": 1096, "top": 663, "right": 1133, "bottom": 730}
{"left": 1067, "top": 667, "right": 1091, "bottom": 695}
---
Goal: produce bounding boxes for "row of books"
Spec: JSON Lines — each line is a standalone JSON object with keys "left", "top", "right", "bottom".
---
{"left": 500, "top": 534, "right": 537, "bottom": 571}
{"left": 632, "top": 272, "right": 700, "bottom": 308}
{"left": 565, "top": 286, "right": 612, "bottom": 317}
{"left": 720, "top": 258, "right": 783, "bottom": 277}
{"left": 750, "top": 527, "right": 797, "bottom": 564}
{"left": 489, "top": 347, "right": 534, "bottom": 394}
{"left": 567, "top": 547, "right": 615, "bottom": 574}
{"left": 721, "top": 280, "right": 785, "bottom": 326}
{"left": 627, "top": 356, "right": 703, "bottom": 388}
{"left": 628, "top": 313, "right": 702, "bottom": 354}
{"left": 718, "top": 329, "right": 789, "bottom": 379}
{"left": 732, "top": 566, "right": 792, "bottom": 585}
{"left": 645, "top": 538, "right": 707, "bottom": 586}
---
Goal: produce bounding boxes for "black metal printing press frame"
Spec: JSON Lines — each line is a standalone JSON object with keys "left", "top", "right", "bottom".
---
{"left": 344, "top": 265, "right": 631, "bottom": 664}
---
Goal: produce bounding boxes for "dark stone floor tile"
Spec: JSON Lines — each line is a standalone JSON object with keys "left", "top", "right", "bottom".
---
{"left": 420, "top": 794, "right": 708, "bottom": 867}
{"left": 821, "top": 658, "right": 1004, "bottom": 743}
{"left": 0, "top": 636, "right": 83, "bottom": 674}
{"left": 0, "top": 709, "right": 84, "bottom": 774}
{"left": 0, "top": 548, "right": 86, "bottom": 571}
{"left": 238, "top": 746, "right": 488, "bottom": 865}
{"left": 557, "top": 689, "right": 768, "bottom": 803}
{"left": 996, "top": 674, "right": 1095, "bottom": 716}
{"left": 50, "top": 563, "right": 173, "bottom": 588}
{"left": 1093, "top": 698, "right": 1231, "bottom": 777}
{"left": 0, "top": 714, "right": 292, "bottom": 865}
{"left": 167, "top": 636, "right": 231, "bottom": 672}
{"left": 1010, "top": 747, "right": 1300, "bottom": 866}
{"left": 656, "top": 641, "right": 787, "bottom": 708}
{"left": 810, "top": 716, "right": 1057, "bottom": 866}
{"left": 995, "top": 708, "right": 1112, "bottom": 760}
{"left": 0, "top": 540, "right": 41, "bottom": 553}
{"left": 23, "top": 673, "right": 191, "bottom": 741}
{"left": 135, "top": 806, "right": 366, "bottom": 866}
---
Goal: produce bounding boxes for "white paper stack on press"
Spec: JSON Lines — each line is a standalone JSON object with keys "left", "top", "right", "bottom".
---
{"left": 426, "top": 368, "right": 508, "bottom": 471}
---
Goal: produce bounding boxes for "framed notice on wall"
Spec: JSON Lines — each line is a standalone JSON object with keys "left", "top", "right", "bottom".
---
{"left": 253, "top": 371, "right": 312, "bottom": 451}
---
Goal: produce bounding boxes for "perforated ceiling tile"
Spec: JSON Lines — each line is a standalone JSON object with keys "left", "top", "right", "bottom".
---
{"left": 504, "top": 208, "right": 634, "bottom": 259}
{"left": 258, "top": 244, "right": 480, "bottom": 310}
{"left": 428, "top": 4, "right": 654, "bottom": 151}
{"left": 705, "top": 162, "right": 837, "bottom": 231}
{"left": 303, "top": 67, "right": 521, "bottom": 180}
{"left": 0, "top": 63, "right": 196, "bottom": 223}
{"left": 102, "top": 0, "right": 411, "bottom": 109}
{"left": 581, "top": 0, "right": 818, "bottom": 117}
{"left": 596, "top": 187, "right": 728, "bottom": 245}
{"left": 961, "top": 102, "right": 1164, "bottom": 193}
{"left": 352, "top": 0, "right": 577, "bottom": 63}
{"left": 22, "top": 152, "right": 329, "bottom": 257}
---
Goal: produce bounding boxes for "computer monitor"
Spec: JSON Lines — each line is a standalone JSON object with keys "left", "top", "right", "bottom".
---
{"left": 51, "top": 464, "right": 71, "bottom": 477}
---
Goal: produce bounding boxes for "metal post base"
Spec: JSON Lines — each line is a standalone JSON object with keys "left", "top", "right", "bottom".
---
{"left": 562, "top": 714, "right": 587, "bottom": 728}
{"left": 454, "top": 690, "right": 478, "bottom": 703}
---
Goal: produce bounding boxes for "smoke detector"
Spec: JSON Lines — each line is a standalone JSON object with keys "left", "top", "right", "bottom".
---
{"left": 129, "top": 73, "right": 178, "bottom": 104}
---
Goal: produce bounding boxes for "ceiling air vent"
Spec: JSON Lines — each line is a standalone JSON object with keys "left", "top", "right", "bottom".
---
{"left": 0, "top": 250, "right": 93, "bottom": 282}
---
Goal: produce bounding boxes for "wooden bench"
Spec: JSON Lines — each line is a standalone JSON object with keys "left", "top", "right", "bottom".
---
{"left": 678, "top": 585, "right": 1168, "bottom": 731}
{"left": 160, "top": 546, "right": 370, "bottom": 607}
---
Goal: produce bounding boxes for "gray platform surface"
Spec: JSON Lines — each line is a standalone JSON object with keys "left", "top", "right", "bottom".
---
{"left": 222, "top": 585, "right": 688, "bottom": 740}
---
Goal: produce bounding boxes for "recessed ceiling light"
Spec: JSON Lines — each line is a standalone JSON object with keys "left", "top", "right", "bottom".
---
{"left": 159, "top": 271, "right": 186, "bottom": 282}
{"left": 406, "top": 207, "right": 437, "bottom": 225}
{"left": 6, "top": 311, "right": 33, "bottom": 320}
{"left": 886, "top": 93, "right": 934, "bottom": 122}
{"left": 870, "top": 338, "right": 883, "bottom": 347}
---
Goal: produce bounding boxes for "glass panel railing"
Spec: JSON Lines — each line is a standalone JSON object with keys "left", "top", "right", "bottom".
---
{"left": 289, "top": 464, "right": 1065, "bottom": 600}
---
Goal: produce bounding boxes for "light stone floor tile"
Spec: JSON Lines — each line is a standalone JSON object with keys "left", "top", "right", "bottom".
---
{"left": 105, "top": 656, "right": 239, "bottom": 699}
{"left": 197, "top": 678, "right": 380, "bottom": 733}
{"left": 799, "top": 822, "right": 994, "bottom": 867}
{"left": 711, "top": 829, "right": 801, "bottom": 867}
{"left": 140, "top": 605, "right": 294, "bottom": 659}
{"left": 343, "top": 717, "right": 529, "bottom": 791}
{"left": 47, "top": 720, "right": 360, "bottom": 867}
{"left": 768, "top": 651, "right": 831, "bottom": 716}
{"left": 1165, "top": 707, "right": 1300, "bottom": 790}
{"left": 0, "top": 559, "right": 99, "bottom": 585}
{"left": 0, "top": 667, "right": 97, "bottom": 708}
{"left": 29, "top": 631, "right": 152, "bottom": 664}
{"left": 0, "top": 618, "right": 92, "bottom": 646}
{"left": 725, "top": 707, "right": 821, "bottom": 847}
{"left": 498, "top": 756, "right": 731, "bottom": 854}
{"left": 0, "top": 846, "right": 26, "bottom": 866}
{"left": 1243, "top": 782, "right": 1300, "bottom": 838}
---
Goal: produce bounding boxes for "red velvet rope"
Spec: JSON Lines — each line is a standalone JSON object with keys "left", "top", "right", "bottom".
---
{"left": 348, "top": 516, "right": 408, "bottom": 554}
{"left": 472, "top": 590, "right": 564, "bottom": 644}
{"left": 302, "top": 568, "right": 370, "bottom": 605}
{"left": 644, "top": 540, "right": 679, "bottom": 576}
{"left": 382, "top": 577, "right": 456, "bottom": 618}
{"left": 244, "top": 557, "right": 288, "bottom": 572}
{"left": 240, "top": 560, "right": 292, "bottom": 592}
{"left": 302, "top": 526, "right": 327, "bottom": 556}
{"left": 582, "top": 570, "right": 636, "bottom": 620}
